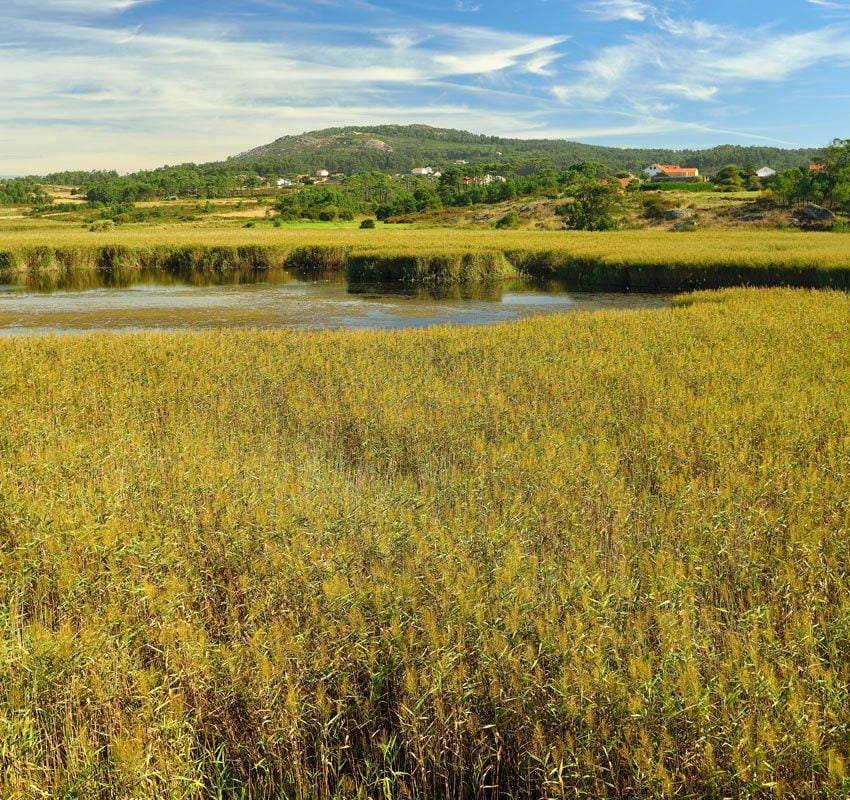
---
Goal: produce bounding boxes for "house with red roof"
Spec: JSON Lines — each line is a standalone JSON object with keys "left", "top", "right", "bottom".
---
{"left": 601, "top": 174, "right": 637, "bottom": 191}
{"left": 644, "top": 164, "right": 700, "bottom": 182}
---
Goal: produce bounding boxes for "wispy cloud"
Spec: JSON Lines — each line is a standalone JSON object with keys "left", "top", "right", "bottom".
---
{"left": 0, "top": 8, "right": 569, "bottom": 171}
{"left": 583, "top": 0, "right": 655, "bottom": 22}
{"left": 6, "top": 0, "right": 154, "bottom": 13}
{"left": 554, "top": 17, "right": 850, "bottom": 111}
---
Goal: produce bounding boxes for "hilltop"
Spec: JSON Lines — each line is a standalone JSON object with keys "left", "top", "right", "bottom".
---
{"left": 228, "top": 124, "right": 818, "bottom": 175}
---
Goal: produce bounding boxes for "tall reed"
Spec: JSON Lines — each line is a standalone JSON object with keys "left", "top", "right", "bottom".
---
{"left": 0, "top": 288, "right": 849, "bottom": 798}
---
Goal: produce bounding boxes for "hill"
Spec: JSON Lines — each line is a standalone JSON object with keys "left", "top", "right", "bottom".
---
{"left": 28, "top": 124, "right": 824, "bottom": 205}
{"left": 229, "top": 124, "right": 819, "bottom": 175}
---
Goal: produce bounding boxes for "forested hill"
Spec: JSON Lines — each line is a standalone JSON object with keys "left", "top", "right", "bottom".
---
{"left": 230, "top": 124, "right": 819, "bottom": 175}
{"left": 25, "top": 124, "right": 823, "bottom": 205}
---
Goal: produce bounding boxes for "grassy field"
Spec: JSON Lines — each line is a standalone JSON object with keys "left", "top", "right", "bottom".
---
{"left": 1, "top": 226, "right": 849, "bottom": 289}
{"left": 1, "top": 288, "right": 849, "bottom": 798}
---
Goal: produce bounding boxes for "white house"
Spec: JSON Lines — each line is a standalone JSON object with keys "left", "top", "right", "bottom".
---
{"left": 462, "top": 174, "right": 507, "bottom": 186}
{"left": 411, "top": 167, "right": 435, "bottom": 176}
{"left": 754, "top": 167, "right": 776, "bottom": 179}
{"left": 276, "top": 178, "right": 293, "bottom": 187}
{"left": 315, "top": 169, "right": 330, "bottom": 178}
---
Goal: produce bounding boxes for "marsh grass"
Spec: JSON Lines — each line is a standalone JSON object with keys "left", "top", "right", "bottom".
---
{"left": 0, "top": 288, "right": 849, "bottom": 798}
{"left": 346, "top": 250, "right": 517, "bottom": 284}
{"left": 0, "top": 229, "right": 849, "bottom": 288}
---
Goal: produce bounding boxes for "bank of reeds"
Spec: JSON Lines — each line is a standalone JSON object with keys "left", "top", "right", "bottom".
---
{"left": 346, "top": 249, "right": 517, "bottom": 284}
{"left": 2, "top": 228, "right": 849, "bottom": 288}
{"left": 507, "top": 249, "right": 850, "bottom": 289}
{"left": 0, "top": 243, "right": 284, "bottom": 281}
{"left": 1, "top": 288, "right": 849, "bottom": 798}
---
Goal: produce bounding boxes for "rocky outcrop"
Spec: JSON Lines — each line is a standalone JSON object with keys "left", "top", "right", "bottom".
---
{"left": 661, "top": 208, "right": 692, "bottom": 220}
{"left": 798, "top": 204, "right": 836, "bottom": 223}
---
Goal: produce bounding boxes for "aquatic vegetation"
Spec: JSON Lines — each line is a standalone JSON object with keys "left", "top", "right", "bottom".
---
{"left": 346, "top": 249, "right": 517, "bottom": 284}
{"left": 0, "top": 288, "right": 848, "bottom": 798}
{"left": 0, "top": 228, "right": 848, "bottom": 288}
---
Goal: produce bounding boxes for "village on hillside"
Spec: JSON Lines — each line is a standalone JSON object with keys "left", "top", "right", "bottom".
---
{"left": 265, "top": 160, "right": 815, "bottom": 193}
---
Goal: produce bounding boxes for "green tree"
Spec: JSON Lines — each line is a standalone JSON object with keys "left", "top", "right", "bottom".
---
{"left": 713, "top": 164, "right": 744, "bottom": 191}
{"left": 567, "top": 161, "right": 608, "bottom": 180}
{"left": 769, "top": 139, "right": 850, "bottom": 212}
{"left": 558, "top": 178, "right": 625, "bottom": 231}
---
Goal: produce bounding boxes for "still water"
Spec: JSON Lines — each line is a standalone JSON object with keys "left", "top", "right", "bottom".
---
{"left": 0, "top": 269, "right": 671, "bottom": 335}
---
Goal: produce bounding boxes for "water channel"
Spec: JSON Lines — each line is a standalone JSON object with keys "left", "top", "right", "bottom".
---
{"left": 0, "top": 269, "right": 672, "bottom": 335}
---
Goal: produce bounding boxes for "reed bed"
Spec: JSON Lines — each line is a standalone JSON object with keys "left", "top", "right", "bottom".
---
{"left": 1, "top": 288, "right": 848, "bottom": 798}
{"left": 0, "top": 229, "right": 849, "bottom": 288}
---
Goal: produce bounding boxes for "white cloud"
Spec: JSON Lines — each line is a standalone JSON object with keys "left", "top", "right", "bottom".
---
{"left": 806, "top": 0, "right": 850, "bottom": 9}
{"left": 710, "top": 29, "right": 850, "bottom": 81}
{"left": 6, "top": 0, "right": 153, "bottom": 13}
{"left": 584, "top": 0, "right": 654, "bottom": 22}
{"left": 658, "top": 83, "right": 719, "bottom": 102}
{"left": 553, "top": 19, "right": 850, "bottom": 111}
{"left": 0, "top": 11, "right": 568, "bottom": 172}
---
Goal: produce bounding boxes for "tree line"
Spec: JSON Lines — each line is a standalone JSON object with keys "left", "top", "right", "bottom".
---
{"left": 0, "top": 178, "right": 51, "bottom": 205}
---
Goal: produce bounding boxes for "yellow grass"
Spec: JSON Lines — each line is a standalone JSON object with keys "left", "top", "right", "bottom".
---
{"left": 1, "top": 288, "right": 849, "bottom": 798}
{"left": 1, "top": 225, "right": 849, "bottom": 267}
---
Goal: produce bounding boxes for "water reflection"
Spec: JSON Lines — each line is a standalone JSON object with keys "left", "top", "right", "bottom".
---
{"left": 0, "top": 268, "right": 671, "bottom": 335}
{"left": 2, "top": 268, "right": 610, "bottom": 300}
{"left": 9, "top": 267, "right": 300, "bottom": 293}
{"left": 346, "top": 281, "right": 510, "bottom": 303}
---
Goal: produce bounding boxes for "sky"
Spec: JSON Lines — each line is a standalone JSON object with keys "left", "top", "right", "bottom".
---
{"left": 2, "top": 0, "right": 849, "bottom": 174}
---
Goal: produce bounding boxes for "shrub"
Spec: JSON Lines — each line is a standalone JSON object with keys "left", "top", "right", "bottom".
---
{"left": 495, "top": 210, "right": 521, "bottom": 229}
{"left": 642, "top": 196, "right": 676, "bottom": 220}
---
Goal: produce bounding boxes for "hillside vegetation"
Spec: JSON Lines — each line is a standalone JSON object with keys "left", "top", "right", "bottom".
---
{"left": 232, "top": 124, "right": 818, "bottom": 176}
{"left": 1, "top": 289, "right": 848, "bottom": 798}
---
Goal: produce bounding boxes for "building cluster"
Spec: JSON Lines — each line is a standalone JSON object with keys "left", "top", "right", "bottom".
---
{"left": 269, "top": 159, "right": 807, "bottom": 193}
{"left": 641, "top": 164, "right": 785, "bottom": 185}
{"left": 275, "top": 169, "right": 335, "bottom": 187}
{"left": 462, "top": 174, "right": 507, "bottom": 186}
{"left": 409, "top": 167, "right": 507, "bottom": 185}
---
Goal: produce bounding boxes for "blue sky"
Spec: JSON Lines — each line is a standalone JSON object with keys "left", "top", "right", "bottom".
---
{"left": 2, "top": 0, "right": 849, "bottom": 173}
